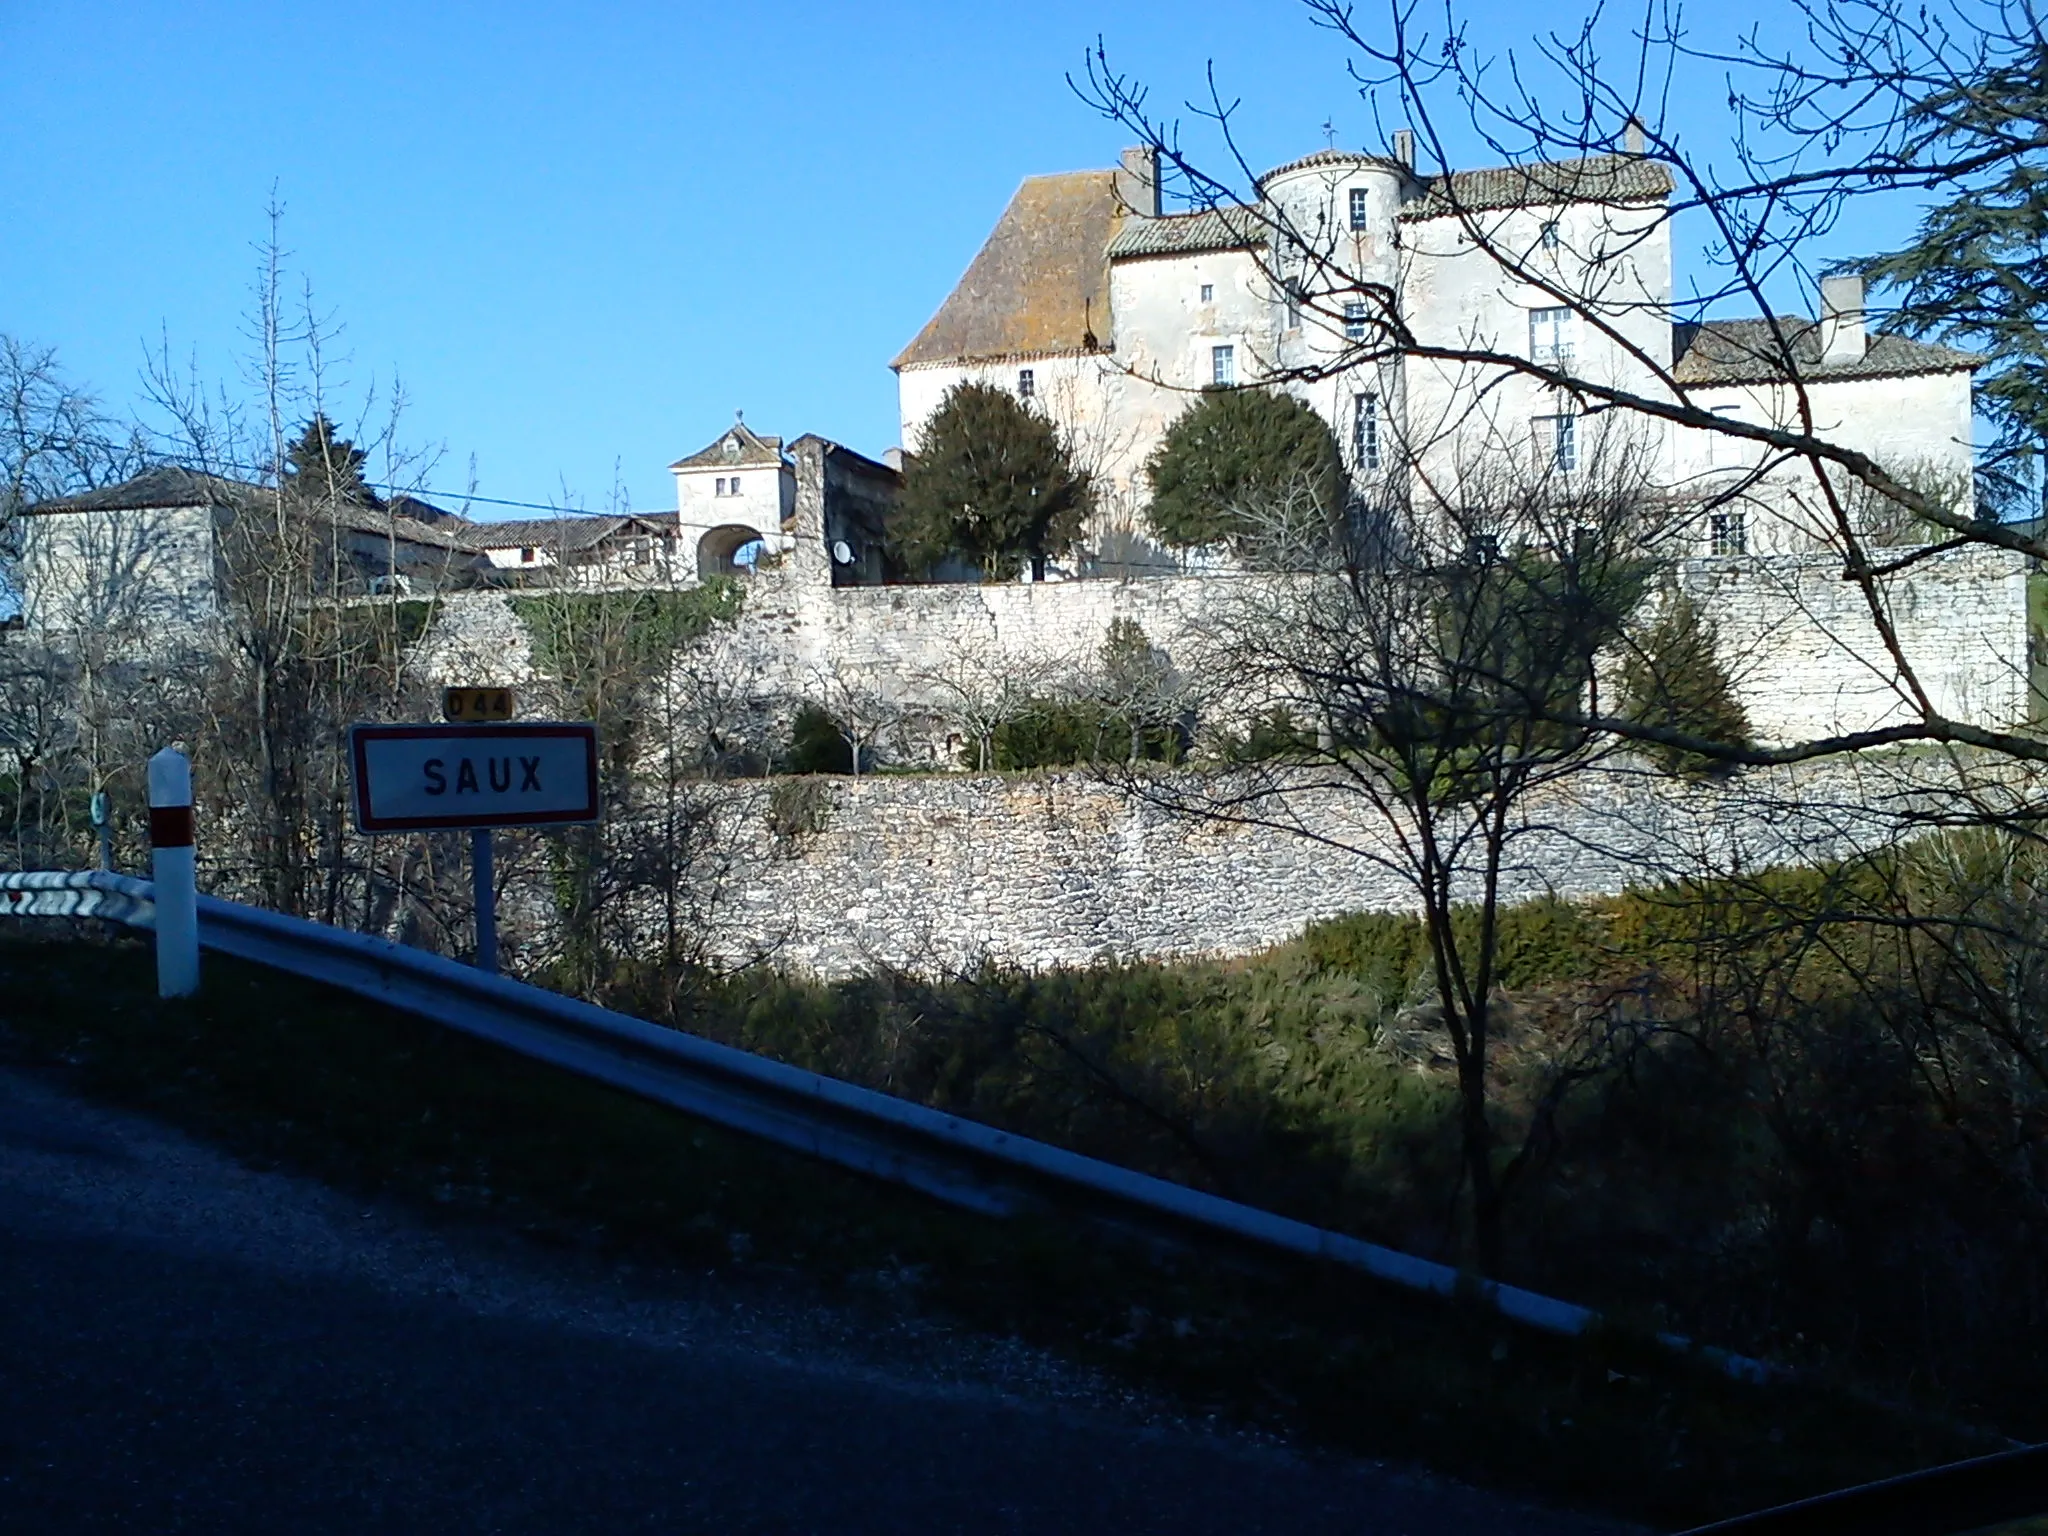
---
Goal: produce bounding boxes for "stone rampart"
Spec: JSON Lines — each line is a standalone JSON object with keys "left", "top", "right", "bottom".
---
{"left": 694, "top": 757, "right": 1944, "bottom": 979}
{"left": 417, "top": 545, "right": 2035, "bottom": 753}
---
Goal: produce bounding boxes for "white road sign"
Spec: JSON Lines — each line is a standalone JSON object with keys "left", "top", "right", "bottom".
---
{"left": 349, "top": 723, "right": 600, "bottom": 833}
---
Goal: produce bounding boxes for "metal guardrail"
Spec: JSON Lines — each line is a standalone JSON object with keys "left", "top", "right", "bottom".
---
{"left": 0, "top": 869, "right": 155, "bottom": 927}
{"left": 1672, "top": 1441, "right": 2048, "bottom": 1535}
{"left": 6, "top": 869, "right": 1775, "bottom": 1381}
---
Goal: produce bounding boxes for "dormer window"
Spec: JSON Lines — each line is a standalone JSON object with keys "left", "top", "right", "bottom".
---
{"left": 1348, "top": 188, "right": 1369, "bottom": 229}
{"left": 1018, "top": 368, "right": 1035, "bottom": 399}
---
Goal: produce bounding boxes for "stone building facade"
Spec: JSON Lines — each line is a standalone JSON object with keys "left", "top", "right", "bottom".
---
{"left": 892, "top": 143, "right": 1980, "bottom": 559}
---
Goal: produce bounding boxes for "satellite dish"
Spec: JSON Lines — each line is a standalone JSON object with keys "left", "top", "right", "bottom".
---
{"left": 830, "top": 539, "right": 856, "bottom": 565}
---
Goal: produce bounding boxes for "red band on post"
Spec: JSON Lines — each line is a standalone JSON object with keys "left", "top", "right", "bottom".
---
{"left": 149, "top": 805, "right": 194, "bottom": 848}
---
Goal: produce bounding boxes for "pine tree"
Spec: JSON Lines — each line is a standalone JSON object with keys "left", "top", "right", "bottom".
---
{"left": 1616, "top": 589, "right": 1750, "bottom": 776}
{"left": 892, "top": 383, "right": 1093, "bottom": 580}
{"left": 1143, "top": 386, "right": 1340, "bottom": 553}
{"left": 283, "top": 414, "right": 380, "bottom": 508}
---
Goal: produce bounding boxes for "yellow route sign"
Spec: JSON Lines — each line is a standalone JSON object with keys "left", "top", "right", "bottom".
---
{"left": 443, "top": 687, "right": 516, "bottom": 723}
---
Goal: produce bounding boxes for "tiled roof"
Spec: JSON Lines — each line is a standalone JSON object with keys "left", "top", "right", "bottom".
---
{"left": 384, "top": 492, "right": 466, "bottom": 527}
{"left": 893, "top": 170, "right": 1122, "bottom": 369}
{"left": 669, "top": 420, "right": 786, "bottom": 472}
{"left": 459, "top": 515, "right": 633, "bottom": 552}
{"left": 28, "top": 468, "right": 481, "bottom": 554}
{"left": 1400, "top": 154, "right": 1674, "bottom": 218}
{"left": 1672, "top": 319, "right": 1981, "bottom": 384}
{"left": 1107, "top": 205, "right": 1267, "bottom": 260}
{"left": 330, "top": 504, "right": 474, "bottom": 552}
{"left": 458, "top": 512, "right": 678, "bottom": 552}
{"left": 1256, "top": 148, "right": 1406, "bottom": 185}
{"left": 25, "top": 466, "right": 261, "bottom": 514}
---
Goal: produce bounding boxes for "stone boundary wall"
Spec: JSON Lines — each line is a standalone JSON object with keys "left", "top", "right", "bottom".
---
{"left": 693, "top": 758, "right": 1936, "bottom": 979}
{"left": 417, "top": 544, "right": 2034, "bottom": 753}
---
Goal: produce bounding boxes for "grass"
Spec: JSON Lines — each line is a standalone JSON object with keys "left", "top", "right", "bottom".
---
{"left": 0, "top": 929, "right": 2004, "bottom": 1531}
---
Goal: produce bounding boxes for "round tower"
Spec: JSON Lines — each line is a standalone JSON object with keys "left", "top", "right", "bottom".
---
{"left": 1258, "top": 148, "right": 1416, "bottom": 480}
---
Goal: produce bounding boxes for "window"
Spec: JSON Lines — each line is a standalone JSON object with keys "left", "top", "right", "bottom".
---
{"left": 1349, "top": 187, "right": 1369, "bottom": 229}
{"left": 714, "top": 477, "right": 726, "bottom": 496}
{"left": 1212, "top": 344, "right": 1236, "bottom": 386}
{"left": 1018, "top": 368, "right": 1035, "bottom": 399}
{"left": 629, "top": 537, "right": 651, "bottom": 566}
{"left": 1536, "top": 412, "right": 1577, "bottom": 473}
{"left": 1199, "top": 283, "right": 1214, "bottom": 302}
{"left": 1540, "top": 219, "right": 1561, "bottom": 252}
{"left": 1353, "top": 394, "right": 1380, "bottom": 470}
{"left": 1344, "top": 300, "right": 1367, "bottom": 341}
{"left": 1529, "top": 305, "right": 1573, "bottom": 366}
{"left": 519, "top": 546, "right": 535, "bottom": 564}
{"left": 1284, "top": 283, "right": 1302, "bottom": 331}
{"left": 1710, "top": 510, "right": 1748, "bottom": 556}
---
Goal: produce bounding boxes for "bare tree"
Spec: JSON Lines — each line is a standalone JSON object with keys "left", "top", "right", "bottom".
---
{"left": 1113, "top": 433, "right": 1677, "bottom": 1269}
{"left": 806, "top": 659, "right": 902, "bottom": 779}
{"left": 139, "top": 205, "right": 450, "bottom": 921}
{"left": 914, "top": 639, "right": 1064, "bottom": 771}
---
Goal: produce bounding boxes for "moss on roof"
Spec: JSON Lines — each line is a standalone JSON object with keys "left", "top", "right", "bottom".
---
{"left": 893, "top": 171, "right": 1123, "bottom": 369}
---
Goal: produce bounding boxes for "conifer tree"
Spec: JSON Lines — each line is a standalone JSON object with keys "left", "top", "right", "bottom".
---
{"left": 1616, "top": 589, "right": 1750, "bottom": 777}
{"left": 1862, "top": 39, "right": 2048, "bottom": 514}
{"left": 892, "top": 383, "right": 1093, "bottom": 580}
{"left": 1144, "top": 386, "right": 1340, "bottom": 554}
{"left": 283, "top": 413, "right": 380, "bottom": 508}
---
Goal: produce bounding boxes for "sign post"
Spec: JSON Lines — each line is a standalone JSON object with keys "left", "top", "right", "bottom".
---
{"left": 90, "top": 789, "right": 112, "bottom": 872}
{"left": 347, "top": 719, "right": 599, "bottom": 971}
{"left": 471, "top": 827, "right": 497, "bottom": 974}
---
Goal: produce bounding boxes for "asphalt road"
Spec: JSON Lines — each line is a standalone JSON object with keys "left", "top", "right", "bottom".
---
{"left": 0, "top": 1066, "right": 1633, "bottom": 1535}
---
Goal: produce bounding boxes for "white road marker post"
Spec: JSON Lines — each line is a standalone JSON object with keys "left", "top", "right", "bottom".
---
{"left": 147, "top": 747, "right": 199, "bottom": 998}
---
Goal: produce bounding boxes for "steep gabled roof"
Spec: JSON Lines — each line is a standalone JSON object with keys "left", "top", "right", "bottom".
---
{"left": 669, "top": 420, "right": 786, "bottom": 472}
{"left": 1673, "top": 319, "right": 1981, "bottom": 385}
{"left": 1107, "top": 205, "right": 1266, "bottom": 260}
{"left": 1400, "top": 154, "right": 1674, "bottom": 218}
{"left": 893, "top": 170, "right": 1123, "bottom": 369}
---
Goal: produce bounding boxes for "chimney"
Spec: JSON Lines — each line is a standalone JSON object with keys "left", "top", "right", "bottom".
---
{"left": 1391, "top": 129, "right": 1415, "bottom": 170}
{"left": 883, "top": 447, "right": 906, "bottom": 473}
{"left": 1820, "top": 274, "right": 1867, "bottom": 363}
{"left": 1623, "top": 116, "right": 1646, "bottom": 155}
{"left": 1115, "top": 144, "right": 1161, "bottom": 220}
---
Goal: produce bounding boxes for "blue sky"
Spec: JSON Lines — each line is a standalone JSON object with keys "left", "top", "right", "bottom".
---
{"left": 2, "top": 1, "right": 1915, "bottom": 518}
